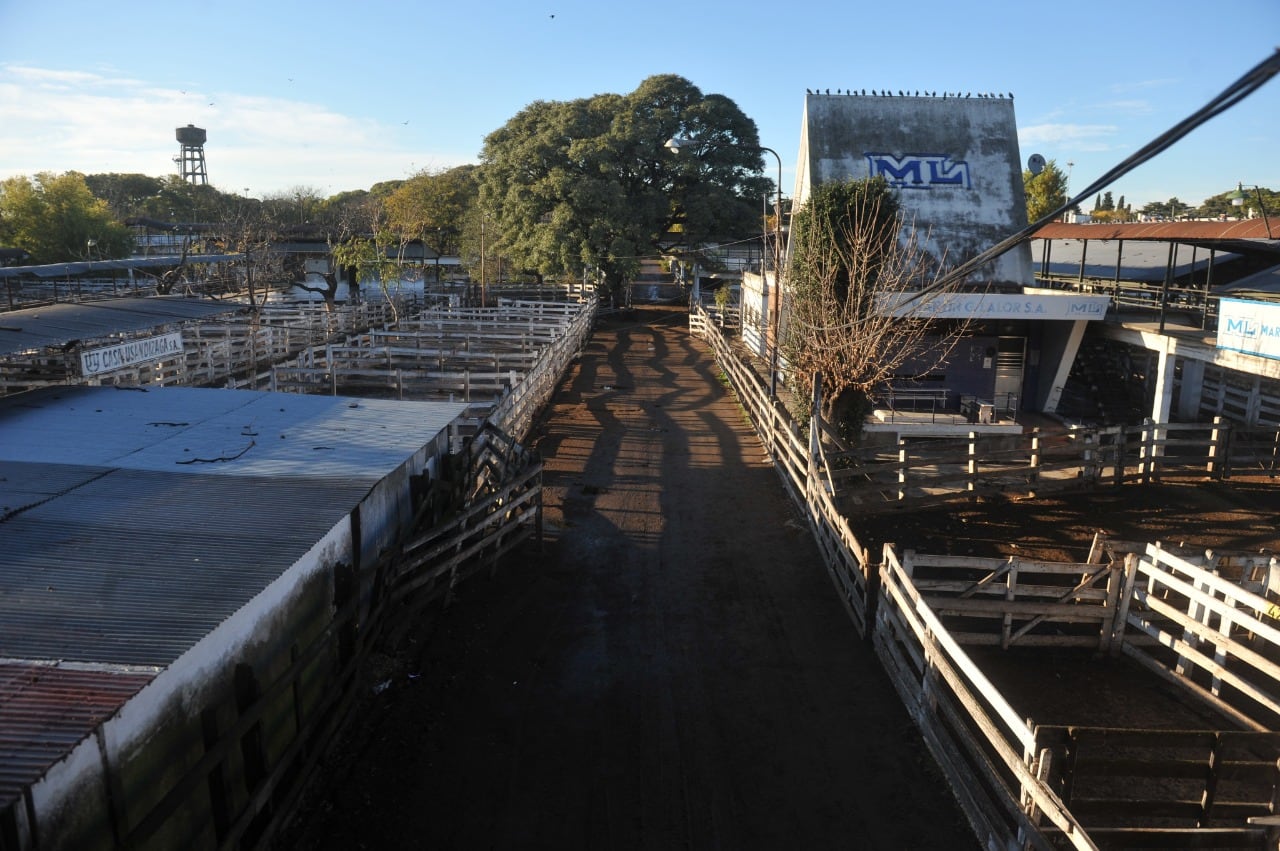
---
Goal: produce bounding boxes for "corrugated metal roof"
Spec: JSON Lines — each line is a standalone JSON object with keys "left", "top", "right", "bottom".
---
{"left": 0, "top": 464, "right": 370, "bottom": 665}
{"left": 1034, "top": 220, "right": 1276, "bottom": 241}
{"left": 0, "top": 296, "right": 245, "bottom": 356}
{"left": 0, "top": 386, "right": 468, "bottom": 481}
{"left": 0, "top": 386, "right": 470, "bottom": 665}
{"left": 0, "top": 663, "right": 155, "bottom": 809}
{"left": 1029, "top": 238, "right": 1240, "bottom": 283}
{"left": 0, "top": 254, "right": 242, "bottom": 280}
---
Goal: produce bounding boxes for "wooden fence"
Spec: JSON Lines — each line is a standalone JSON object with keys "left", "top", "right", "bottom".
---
{"left": 830, "top": 418, "right": 1277, "bottom": 512}
{"left": 689, "top": 303, "right": 1280, "bottom": 849}
{"left": 266, "top": 300, "right": 595, "bottom": 437}
{"left": 0, "top": 297, "right": 416, "bottom": 396}
{"left": 878, "top": 538, "right": 1280, "bottom": 847}
{"left": 100, "top": 333, "right": 570, "bottom": 851}
{"left": 877, "top": 544, "right": 1094, "bottom": 849}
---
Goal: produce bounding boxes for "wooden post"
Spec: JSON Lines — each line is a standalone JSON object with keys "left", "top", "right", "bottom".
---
{"left": 1208, "top": 415, "right": 1225, "bottom": 479}
{"left": 1081, "top": 428, "right": 1098, "bottom": 484}
{"left": 1114, "top": 426, "right": 1128, "bottom": 486}
{"left": 1140, "top": 418, "right": 1154, "bottom": 484}
{"left": 967, "top": 431, "right": 978, "bottom": 493}
{"left": 897, "top": 439, "right": 909, "bottom": 501}
{"left": 1001, "top": 558, "right": 1017, "bottom": 650}
{"left": 1028, "top": 428, "right": 1041, "bottom": 495}
{"left": 1111, "top": 552, "right": 1141, "bottom": 656}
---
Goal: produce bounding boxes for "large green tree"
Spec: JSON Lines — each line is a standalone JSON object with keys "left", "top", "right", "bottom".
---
{"left": 83, "top": 173, "right": 167, "bottom": 219}
{"left": 1198, "top": 186, "right": 1277, "bottom": 220}
{"left": 1022, "top": 158, "right": 1070, "bottom": 224}
{"left": 0, "top": 171, "right": 133, "bottom": 262}
{"left": 478, "top": 74, "right": 768, "bottom": 302}
{"left": 385, "top": 165, "right": 479, "bottom": 263}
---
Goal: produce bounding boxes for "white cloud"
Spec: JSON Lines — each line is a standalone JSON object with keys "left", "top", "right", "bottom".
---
{"left": 1109, "top": 77, "right": 1177, "bottom": 94}
{"left": 1097, "top": 99, "right": 1153, "bottom": 115}
{"left": 0, "top": 64, "right": 465, "bottom": 195}
{"left": 1018, "top": 123, "right": 1118, "bottom": 152}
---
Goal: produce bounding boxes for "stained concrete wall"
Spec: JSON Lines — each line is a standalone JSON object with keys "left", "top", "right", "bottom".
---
{"left": 795, "top": 93, "right": 1034, "bottom": 289}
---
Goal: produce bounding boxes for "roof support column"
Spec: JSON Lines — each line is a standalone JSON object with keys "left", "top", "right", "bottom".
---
{"left": 1151, "top": 340, "right": 1176, "bottom": 426}
{"left": 1178, "top": 358, "right": 1205, "bottom": 420}
{"left": 1040, "top": 319, "right": 1089, "bottom": 414}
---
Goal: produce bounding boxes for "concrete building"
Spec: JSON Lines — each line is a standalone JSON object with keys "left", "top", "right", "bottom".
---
{"left": 742, "top": 91, "right": 1110, "bottom": 433}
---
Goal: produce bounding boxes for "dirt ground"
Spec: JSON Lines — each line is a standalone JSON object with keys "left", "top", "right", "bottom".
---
{"left": 280, "top": 305, "right": 1280, "bottom": 850}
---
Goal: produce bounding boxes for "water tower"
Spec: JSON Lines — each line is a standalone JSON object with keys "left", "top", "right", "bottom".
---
{"left": 175, "top": 124, "right": 208, "bottom": 185}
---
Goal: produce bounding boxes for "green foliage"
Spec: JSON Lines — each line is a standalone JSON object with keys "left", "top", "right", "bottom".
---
{"left": 1021, "top": 158, "right": 1069, "bottom": 223}
{"left": 1137, "top": 196, "right": 1192, "bottom": 221}
{"left": 1198, "top": 186, "right": 1277, "bottom": 220}
{"left": 478, "top": 74, "right": 765, "bottom": 302}
{"left": 384, "top": 166, "right": 478, "bottom": 255}
{"left": 0, "top": 171, "right": 133, "bottom": 262}
{"left": 787, "top": 175, "right": 900, "bottom": 309}
{"left": 83, "top": 173, "right": 166, "bottom": 219}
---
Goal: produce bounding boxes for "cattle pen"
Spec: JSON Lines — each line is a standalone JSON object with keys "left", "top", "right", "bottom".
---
{"left": 692, "top": 302, "right": 1280, "bottom": 849}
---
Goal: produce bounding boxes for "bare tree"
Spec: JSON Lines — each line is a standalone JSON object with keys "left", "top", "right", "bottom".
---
{"left": 782, "top": 177, "right": 968, "bottom": 438}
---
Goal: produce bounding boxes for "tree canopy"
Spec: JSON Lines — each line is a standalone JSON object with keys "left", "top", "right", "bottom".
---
{"left": 478, "top": 74, "right": 770, "bottom": 301}
{"left": 0, "top": 171, "right": 133, "bottom": 263}
{"left": 1022, "top": 158, "right": 1070, "bottom": 224}
{"left": 384, "top": 166, "right": 479, "bottom": 257}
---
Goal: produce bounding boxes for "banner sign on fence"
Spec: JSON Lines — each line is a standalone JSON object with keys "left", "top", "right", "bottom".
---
{"left": 1218, "top": 298, "right": 1280, "bottom": 361}
{"left": 80, "top": 332, "right": 185, "bottom": 376}
{"left": 878, "top": 291, "right": 1110, "bottom": 320}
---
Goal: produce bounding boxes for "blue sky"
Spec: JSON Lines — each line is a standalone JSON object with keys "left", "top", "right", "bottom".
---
{"left": 1, "top": 0, "right": 1276, "bottom": 211}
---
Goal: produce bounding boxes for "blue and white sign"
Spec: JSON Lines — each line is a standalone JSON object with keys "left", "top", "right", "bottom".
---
{"left": 865, "top": 153, "right": 971, "bottom": 189}
{"left": 1218, "top": 298, "right": 1280, "bottom": 361}
{"left": 80, "top": 332, "right": 185, "bottom": 376}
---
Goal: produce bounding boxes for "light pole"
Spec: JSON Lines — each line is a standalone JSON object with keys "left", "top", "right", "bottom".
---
{"left": 665, "top": 136, "right": 784, "bottom": 396}
{"left": 1065, "top": 161, "right": 1074, "bottom": 222}
{"left": 1227, "top": 182, "right": 1273, "bottom": 238}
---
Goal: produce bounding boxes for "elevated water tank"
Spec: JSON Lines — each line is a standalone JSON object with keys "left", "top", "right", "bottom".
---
{"left": 176, "top": 124, "right": 207, "bottom": 146}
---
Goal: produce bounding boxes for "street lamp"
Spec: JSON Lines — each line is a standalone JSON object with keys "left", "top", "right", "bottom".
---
{"left": 665, "top": 136, "right": 785, "bottom": 396}
{"left": 1227, "top": 182, "right": 1272, "bottom": 237}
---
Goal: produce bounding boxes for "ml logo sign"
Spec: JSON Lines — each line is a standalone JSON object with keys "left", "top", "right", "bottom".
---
{"left": 865, "top": 153, "right": 971, "bottom": 189}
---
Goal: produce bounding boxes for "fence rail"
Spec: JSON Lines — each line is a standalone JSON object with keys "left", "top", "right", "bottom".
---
{"left": 689, "top": 303, "right": 1280, "bottom": 849}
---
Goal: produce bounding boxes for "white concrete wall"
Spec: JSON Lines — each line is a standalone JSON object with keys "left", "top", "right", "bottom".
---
{"left": 795, "top": 93, "right": 1035, "bottom": 289}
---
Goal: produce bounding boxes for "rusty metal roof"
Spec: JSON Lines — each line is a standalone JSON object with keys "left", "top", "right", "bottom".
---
{"left": 0, "top": 296, "right": 245, "bottom": 356}
{"left": 0, "top": 663, "right": 155, "bottom": 809}
{"left": 1034, "top": 220, "right": 1277, "bottom": 245}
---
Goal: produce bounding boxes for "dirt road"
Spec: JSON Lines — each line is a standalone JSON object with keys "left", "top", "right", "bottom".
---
{"left": 286, "top": 304, "right": 975, "bottom": 849}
